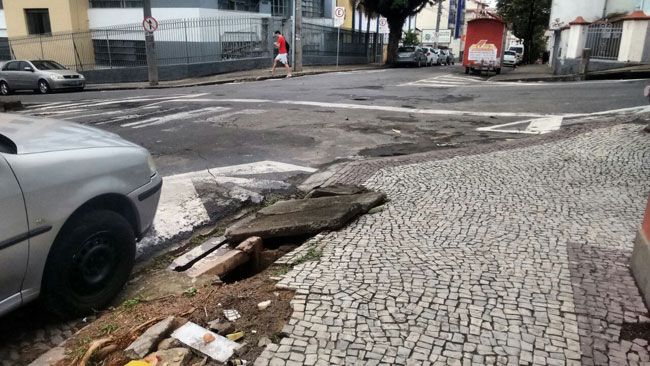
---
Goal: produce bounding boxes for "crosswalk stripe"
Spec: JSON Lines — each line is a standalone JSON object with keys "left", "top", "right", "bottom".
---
{"left": 122, "top": 107, "right": 231, "bottom": 128}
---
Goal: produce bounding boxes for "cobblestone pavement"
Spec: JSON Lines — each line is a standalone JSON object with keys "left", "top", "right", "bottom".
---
{"left": 257, "top": 123, "right": 650, "bottom": 365}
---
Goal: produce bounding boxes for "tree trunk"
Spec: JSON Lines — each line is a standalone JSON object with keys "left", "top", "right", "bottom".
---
{"left": 386, "top": 18, "right": 405, "bottom": 65}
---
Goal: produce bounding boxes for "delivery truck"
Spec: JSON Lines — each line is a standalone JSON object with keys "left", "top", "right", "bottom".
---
{"left": 463, "top": 17, "right": 508, "bottom": 75}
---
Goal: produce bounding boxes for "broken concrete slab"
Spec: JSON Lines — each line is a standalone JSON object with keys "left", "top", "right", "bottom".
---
{"left": 125, "top": 316, "right": 176, "bottom": 359}
{"left": 172, "top": 322, "right": 242, "bottom": 363}
{"left": 226, "top": 203, "right": 362, "bottom": 241}
{"left": 147, "top": 347, "right": 191, "bottom": 366}
{"left": 185, "top": 248, "right": 249, "bottom": 278}
{"left": 208, "top": 320, "right": 235, "bottom": 335}
{"left": 258, "top": 192, "right": 386, "bottom": 215}
{"left": 305, "top": 184, "right": 368, "bottom": 198}
{"left": 157, "top": 337, "right": 183, "bottom": 351}
{"left": 168, "top": 236, "right": 228, "bottom": 271}
{"left": 235, "top": 236, "right": 263, "bottom": 254}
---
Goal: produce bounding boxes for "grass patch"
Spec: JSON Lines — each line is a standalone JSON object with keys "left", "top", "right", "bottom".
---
{"left": 122, "top": 297, "right": 142, "bottom": 310}
{"left": 183, "top": 287, "right": 198, "bottom": 298}
{"left": 269, "top": 265, "right": 292, "bottom": 277}
{"left": 293, "top": 246, "right": 323, "bottom": 265}
{"left": 99, "top": 322, "right": 118, "bottom": 336}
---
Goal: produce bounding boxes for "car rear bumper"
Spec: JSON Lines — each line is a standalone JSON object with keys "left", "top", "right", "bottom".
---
{"left": 128, "top": 173, "right": 163, "bottom": 238}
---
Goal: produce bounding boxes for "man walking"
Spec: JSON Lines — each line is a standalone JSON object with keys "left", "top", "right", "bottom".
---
{"left": 271, "top": 30, "right": 292, "bottom": 78}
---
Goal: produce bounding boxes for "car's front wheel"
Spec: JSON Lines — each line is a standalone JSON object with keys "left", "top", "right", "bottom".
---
{"left": 41, "top": 210, "right": 135, "bottom": 318}
{"left": 0, "top": 81, "right": 11, "bottom": 95}
{"left": 38, "top": 80, "right": 50, "bottom": 94}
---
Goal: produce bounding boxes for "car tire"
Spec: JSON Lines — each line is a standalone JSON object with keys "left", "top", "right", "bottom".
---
{"left": 38, "top": 80, "right": 50, "bottom": 94}
{"left": 0, "top": 81, "right": 11, "bottom": 95}
{"left": 465, "top": 67, "right": 470, "bottom": 74}
{"left": 41, "top": 210, "right": 135, "bottom": 318}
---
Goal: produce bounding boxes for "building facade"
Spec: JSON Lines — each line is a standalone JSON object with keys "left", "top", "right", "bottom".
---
{"left": 548, "top": 0, "right": 650, "bottom": 75}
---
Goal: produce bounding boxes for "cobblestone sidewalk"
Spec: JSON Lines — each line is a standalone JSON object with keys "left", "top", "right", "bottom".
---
{"left": 257, "top": 123, "right": 650, "bottom": 365}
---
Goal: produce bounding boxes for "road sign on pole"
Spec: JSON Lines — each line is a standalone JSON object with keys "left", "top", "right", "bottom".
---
{"left": 334, "top": 7, "right": 345, "bottom": 68}
{"left": 142, "top": 16, "right": 159, "bottom": 33}
{"left": 379, "top": 17, "right": 389, "bottom": 34}
{"left": 334, "top": 7, "right": 345, "bottom": 28}
{"left": 143, "top": 0, "right": 158, "bottom": 86}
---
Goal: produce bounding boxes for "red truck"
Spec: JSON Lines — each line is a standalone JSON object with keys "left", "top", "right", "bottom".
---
{"left": 462, "top": 17, "right": 507, "bottom": 75}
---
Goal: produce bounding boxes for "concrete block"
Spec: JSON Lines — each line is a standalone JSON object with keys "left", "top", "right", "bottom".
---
{"left": 125, "top": 316, "right": 176, "bottom": 359}
{"left": 168, "top": 236, "right": 228, "bottom": 271}
{"left": 172, "top": 322, "right": 242, "bottom": 363}
{"left": 186, "top": 249, "right": 249, "bottom": 278}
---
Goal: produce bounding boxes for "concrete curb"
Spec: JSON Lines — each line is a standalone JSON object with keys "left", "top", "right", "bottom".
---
{"left": 491, "top": 69, "right": 650, "bottom": 83}
{"left": 86, "top": 66, "right": 383, "bottom": 92}
{"left": 489, "top": 74, "right": 581, "bottom": 83}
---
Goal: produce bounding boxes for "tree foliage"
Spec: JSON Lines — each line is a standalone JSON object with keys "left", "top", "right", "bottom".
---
{"left": 402, "top": 30, "right": 419, "bottom": 45}
{"left": 497, "top": 0, "right": 551, "bottom": 64}
{"left": 356, "top": 0, "right": 442, "bottom": 64}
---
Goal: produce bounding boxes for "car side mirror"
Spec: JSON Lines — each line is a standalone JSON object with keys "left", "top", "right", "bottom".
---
{"left": 24, "top": 66, "right": 33, "bottom": 72}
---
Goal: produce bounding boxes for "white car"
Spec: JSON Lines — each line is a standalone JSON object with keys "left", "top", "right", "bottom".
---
{"left": 1, "top": 114, "right": 162, "bottom": 317}
{"left": 422, "top": 47, "right": 440, "bottom": 66}
{"left": 503, "top": 51, "right": 518, "bottom": 67}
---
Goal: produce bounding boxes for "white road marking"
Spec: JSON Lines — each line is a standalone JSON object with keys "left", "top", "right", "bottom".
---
{"left": 205, "top": 109, "right": 266, "bottom": 122}
{"left": 170, "top": 160, "right": 317, "bottom": 180}
{"left": 478, "top": 116, "right": 564, "bottom": 135}
{"left": 121, "top": 107, "right": 230, "bottom": 128}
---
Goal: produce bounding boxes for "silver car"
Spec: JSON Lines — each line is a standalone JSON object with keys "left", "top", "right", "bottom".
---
{"left": 395, "top": 46, "right": 428, "bottom": 67}
{"left": 0, "top": 114, "right": 162, "bottom": 317}
{"left": 0, "top": 59, "right": 86, "bottom": 95}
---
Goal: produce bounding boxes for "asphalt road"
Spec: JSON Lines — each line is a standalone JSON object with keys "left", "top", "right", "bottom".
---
{"left": 11, "top": 66, "right": 649, "bottom": 176}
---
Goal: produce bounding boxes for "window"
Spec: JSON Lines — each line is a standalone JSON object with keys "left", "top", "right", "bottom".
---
{"left": 302, "top": 0, "right": 324, "bottom": 18}
{"left": 218, "top": 0, "right": 260, "bottom": 12}
{"left": 3, "top": 62, "right": 19, "bottom": 71}
{"left": 18, "top": 61, "right": 32, "bottom": 71}
{"left": 89, "top": 0, "right": 143, "bottom": 7}
{"left": 25, "top": 9, "right": 52, "bottom": 35}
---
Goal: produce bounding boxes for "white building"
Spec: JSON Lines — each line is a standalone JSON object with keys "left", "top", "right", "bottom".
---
{"left": 549, "top": 0, "right": 650, "bottom": 27}
{"left": 548, "top": 0, "right": 650, "bottom": 74}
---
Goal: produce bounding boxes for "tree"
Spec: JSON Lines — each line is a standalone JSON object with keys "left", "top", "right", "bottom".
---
{"left": 355, "top": 0, "right": 442, "bottom": 64}
{"left": 497, "top": 0, "right": 551, "bottom": 64}
{"left": 402, "top": 30, "right": 419, "bottom": 45}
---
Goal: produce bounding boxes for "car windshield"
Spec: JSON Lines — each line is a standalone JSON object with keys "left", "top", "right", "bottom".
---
{"left": 30, "top": 60, "right": 67, "bottom": 70}
{"left": 398, "top": 47, "right": 416, "bottom": 52}
{"left": 505, "top": 51, "right": 516, "bottom": 56}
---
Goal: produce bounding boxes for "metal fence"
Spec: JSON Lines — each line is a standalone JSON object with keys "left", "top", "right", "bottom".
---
{"left": 8, "top": 17, "right": 283, "bottom": 70}
{"left": 585, "top": 22, "right": 623, "bottom": 60}
{"left": 6, "top": 16, "right": 379, "bottom": 72}
{"left": 302, "top": 21, "right": 382, "bottom": 58}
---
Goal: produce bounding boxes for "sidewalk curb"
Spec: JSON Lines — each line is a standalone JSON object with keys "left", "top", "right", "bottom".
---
{"left": 86, "top": 66, "right": 383, "bottom": 92}
{"left": 489, "top": 74, "right": 581, "bottom": 83}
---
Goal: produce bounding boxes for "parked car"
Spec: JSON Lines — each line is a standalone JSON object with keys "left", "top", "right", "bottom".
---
{"left": 503, "top": 50, "right": 518, "bottom": 67}
{"left": 0, "top": 60, "right": 86, "bottom": 95}
{"left": 421, "top": 47, "right": 440, "bottom": 66}
{"left": 0, "top": 114, "right": 162, "bottom": 317}
{"left": 440, "top": 49, "right": 455, "bottom": 65}
{"left": 395, "top": 46, "right": 428, "bottom": 67}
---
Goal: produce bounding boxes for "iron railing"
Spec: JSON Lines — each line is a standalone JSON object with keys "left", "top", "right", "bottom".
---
{"left": 585, "top": 22, "right": 623, "bottom": 60}
{"left": 6, "top": 17, "right": 379, "bottom": 71}
{"left": 8, "top": 17, "right": 282, "bottom": 70}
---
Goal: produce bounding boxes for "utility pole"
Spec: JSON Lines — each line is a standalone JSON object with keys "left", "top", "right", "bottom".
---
{"left": 143, "top": 0, "right": 158, "bottom": 86}
{"left": 294, "top": 0, "right": 302, "bottom": 72}
{"left": 434, "top": 0, "right": 443, "bottom": 48}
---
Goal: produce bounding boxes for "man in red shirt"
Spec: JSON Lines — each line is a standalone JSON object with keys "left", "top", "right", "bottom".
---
{"left": 272, "top": 30, "right": 292, "bottom": 78}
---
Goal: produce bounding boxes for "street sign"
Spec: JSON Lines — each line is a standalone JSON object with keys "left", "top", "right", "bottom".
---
{"left": 422, "top": 29, "right": 452, "bottom": 44}
{"left": 334, "top": 7, "right": 345, "bottom": 28}
{"left": 142, "top": 16, "right": 159, "bottom": 33}
{"left": 378, "top": 17, "right": 389, "bottom": 34}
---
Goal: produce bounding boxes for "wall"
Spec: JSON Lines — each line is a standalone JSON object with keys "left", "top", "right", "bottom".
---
{"left": 3, "top": 0, "right": 89, "bottom": 37}
{"left": 550, "top": 0, "right": 643, "bottom": 26}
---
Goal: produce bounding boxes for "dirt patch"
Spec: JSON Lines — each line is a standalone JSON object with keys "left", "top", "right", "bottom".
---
{"left": 436, "top": 94, "right": 476, "bottom": 104}
{"left": 61, "top": 267, "right": 294, "bottom": 365}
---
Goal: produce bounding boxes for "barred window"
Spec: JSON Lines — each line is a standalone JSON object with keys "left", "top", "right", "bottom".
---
{"left": 218, "top": 0, "right": 260, "bottom": 12}
{"left": 302, "top": 0, "right": 323, "bottom": 18}
{"left": 272, "top": 0, "right": 290, "bottom": 17}
{"left": 89, "top": 0, "right": 144, "bottom": 8}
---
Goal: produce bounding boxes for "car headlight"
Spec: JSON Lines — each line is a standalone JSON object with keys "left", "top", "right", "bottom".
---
{"left": 50, "top": 74, "right": 65, "bottom": 80}
{"left": 147, "top": 154, "right": 157, "bottom": 177}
